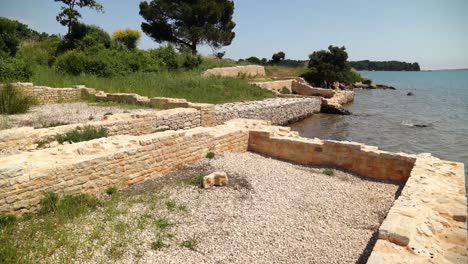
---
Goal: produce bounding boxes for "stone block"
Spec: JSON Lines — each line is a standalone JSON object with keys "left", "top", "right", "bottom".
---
{"left": 203, "top": 172, "right": 228, "bottom": 189}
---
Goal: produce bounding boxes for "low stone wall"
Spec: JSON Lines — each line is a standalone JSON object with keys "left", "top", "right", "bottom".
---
{"left": 14, "top": 83, "right": 82, "bottom": 104}
{"left": 0, "top": 120, "right": 250, "bottom": 214}
{"left": 247, "top": 129, "right": 416, "bottom": 182}
{"left": 202, "top": 65, "right": 266, "bottom": 78}
{"left": 0, "top": 108, "right": 201, "bottom": 152}
{"left": 291, "top": 81, "right": 336, "bottom": 98}
{"left": 215, "top": 98, "right": 321, "bottom": 126}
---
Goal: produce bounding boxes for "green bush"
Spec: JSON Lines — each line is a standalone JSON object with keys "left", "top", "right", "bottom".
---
{"left": 55, "top": 126, "right": 108, "bottom": 144}
{"left": 0, "top": 57, "right": 32, "bottom": 82}
{"left": 362, "top": 78, "right": 372, "bottom": 85}
{"left": 181, "top": 52, "right": 202, "bottom": 69}
{"left": 206, "top": 152, "right": 215, "bottom": 159}
{"left": 280, "top": 87, "right": 291, "bottom": 94}
{"left": 17, "top": 38, "right": 61, "bottom": 66}
{"left": 54, "top": 50, "right": 88, "bottom": 76}
{"left": 0, "top": 17, "right": 20, "bottom": 57}
{"left": 0, "top": 83, "right": 36, "bottom": 114}
{"left": 149, "top": 45, "right": 180, "bottom": 70}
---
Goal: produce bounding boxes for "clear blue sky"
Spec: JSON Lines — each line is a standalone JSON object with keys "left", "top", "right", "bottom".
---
{"left": 1, "top": 0, "right": 467, "bottom": 70}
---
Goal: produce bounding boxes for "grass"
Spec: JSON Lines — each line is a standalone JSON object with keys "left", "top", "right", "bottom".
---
{"left": 176, "top": 174, "right": 205, "bottom": 188}
{"left": 206, "top": 152, "right": 215, "bottom": 159}
{"left": 0, "top": 189, "right": 189, "bottom": 263}
{"left": 265, "top": 66, "right": 308, "bottom": 79}
{"left": 322, "top": 168, "right": 335, "bottom": 176}
{"left": 0, "top": 83, "right": 37, "bottom": 114}
{"left": 31, "top": 66, "right": 274, "bottom": 104}
{"left": 88, "top": 100, "right": 149, "bottom": 110}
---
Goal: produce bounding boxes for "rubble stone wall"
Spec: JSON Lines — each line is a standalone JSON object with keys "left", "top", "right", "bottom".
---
{"left": 0, "top": 122, "right": 250, "bottom": 214}
{"left": 215, "top": 98, "right": 321, "bottom": 126}
{"left": 202, "top": 65, "right": 266, "bottom": 78}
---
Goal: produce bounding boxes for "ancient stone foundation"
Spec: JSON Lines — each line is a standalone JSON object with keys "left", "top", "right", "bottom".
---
{"left": 0, "top": 119, "right": 466, "bottom": 263}
{"left": 201, "top": 65, "right": 266, "bottom": 78}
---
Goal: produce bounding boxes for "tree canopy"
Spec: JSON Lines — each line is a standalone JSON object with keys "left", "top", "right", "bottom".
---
{"left": 271, "top": 51, "right": 285, "bottom": 64}
{"left": 54, "top": 0, "right": 104, "bottom": 34}
{"left": 302, "top": 45, "right": 361, "bottom": 87}
{"left": 139, "top": 0, "right": 236, "bottom": 54}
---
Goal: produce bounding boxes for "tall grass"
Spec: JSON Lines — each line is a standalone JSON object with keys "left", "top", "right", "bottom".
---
{"left": 31, "top": 66, "right": 273, "bottom": 104}
{"left": 0, "top": 84, "right": 37, "bottom": 114}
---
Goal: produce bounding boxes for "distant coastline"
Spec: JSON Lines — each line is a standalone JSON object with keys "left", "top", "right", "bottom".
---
{"left": 349, "top": 60, "right": 420, "bottom": 71}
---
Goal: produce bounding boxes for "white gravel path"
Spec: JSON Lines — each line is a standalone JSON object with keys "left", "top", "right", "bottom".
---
{"left": 7, "top": 102, "right": 155, "bottom": 128}
{"left": 136, "top": 152, "right": 400, "bottom": 264}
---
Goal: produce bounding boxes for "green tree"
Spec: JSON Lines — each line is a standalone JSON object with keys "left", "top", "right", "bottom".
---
{"left": 271, "top": 51, "right": 285, "bottom": 64}
{"left": 0, "top": 17, "right": 20, "bottom": 57}
{"left": 54, "top": 0, "right": 104, "bottom": 34}
{"left": 139, "top": 0, "right": 236, "bottom": 54}
{"left": 302, "top": 45, "right": 356, "bottom": 87}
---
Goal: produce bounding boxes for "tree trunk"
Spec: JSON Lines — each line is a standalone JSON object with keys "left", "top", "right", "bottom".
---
{"left": 190, "top": 42, "right": 197, "bottom": 54}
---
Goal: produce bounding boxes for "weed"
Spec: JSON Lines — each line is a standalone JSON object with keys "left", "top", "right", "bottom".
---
{"left": 0, "top": 214, "right": 17, "bottom": 228}
{"left": 177, "top": 174, "right": 204, "bottom": 188}
{"left": 151, "top": 239, "right": 168, "bottom": 251}
{"left": 39, "top": 192, "right": 100, "bottom": 219}
{"left": 0, "top": 84, "right": 37, "bottom": 114}
{"left": 280, "top": 86, "right": 291, "bottom": 94}
{"left": 206, "top": 152, "right": 215, "bottom": 159}
{"left": 105, "top": 187, "right": 118, "bottom": 196}
{"left": 165, "top": 200, "right": 177, "bottom": 211}
{"left": 155, "top": 218, "right": 174, "bottom": 230}
{"left": 181, "top": 239, "right": 198, "bottom": 251}
{"left": 55, "top": 126, "right": 108, "bottom": 144}
{"left": 322, "top": 168, "right": 335, "bottom": 176}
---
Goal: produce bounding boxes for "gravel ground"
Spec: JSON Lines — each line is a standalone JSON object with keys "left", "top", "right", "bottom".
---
{"left": 6, "top": 102, "right": 155, "bottom": 128}
{"left": 126, "top": 152, "right": 400, "bottom": 264}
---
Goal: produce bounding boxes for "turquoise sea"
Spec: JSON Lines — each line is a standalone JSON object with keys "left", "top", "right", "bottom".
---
{"left": 291, "top": 70, "right": 468, "bottom": 184}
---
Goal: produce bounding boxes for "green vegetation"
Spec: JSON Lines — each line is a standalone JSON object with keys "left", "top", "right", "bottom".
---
{"left": 139, "top": 0, "right": 236, "bottom": 54}
{"left": 112, "top": 29, "right": 141, "bottom": 50}
{"left": 177, "top": 174, "right": 205, "bottom": 188}
{"left": 0, "top": 83, "right": 37, "bottom": 114}
{"left": 206, "top": 152, "right": 215, "bottom": 159}
{"left": 301, "top": 45, "right": 364, "bottom": 88}
{"left": 55, "top": 0, "right": 104, "bottom": 34}
{"left": 280, "top": 87, "right": 291, "bottom": 94}
{"left": 0, "top": 57, "right": 33, "bottom": 82}
{"left": 0, "top": 189, "right": 189, "bottom": 262}
{"left": 349, "top": 60, "right": 420, "bottom": 71}
{"left": 31, "top": 66, "right": 272, "bottom": 103}
{"left": 55, "top": 126, "right": 108, "bottom": 144}
{"left": 105, "top": 187, "right": 118, "bottom": 196}
{"left": 322, "top": 168, "right": 335, "bottom": 176}
{"left": 181, "top": 239, "right": 198, "bottom": 251}
{"left": 271, "top": 51, "right": 286, "bottom": 64}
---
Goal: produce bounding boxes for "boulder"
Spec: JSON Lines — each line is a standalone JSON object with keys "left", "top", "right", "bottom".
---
{"left": 203, "top": 172, "right": 228, "bottom": 189}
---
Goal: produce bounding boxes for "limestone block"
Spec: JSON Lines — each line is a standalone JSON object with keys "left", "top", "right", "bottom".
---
{"left": 203, "top": 172, "right": 228, "bottom": 189}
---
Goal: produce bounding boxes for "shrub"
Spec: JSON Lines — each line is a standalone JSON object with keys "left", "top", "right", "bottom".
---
{"left": 55, "top": 126, "right": 108, "bottom": 144}
{"left": 322, "top": 168, "right": 335, "bottom": 176}
{"left": 54, "top": 50, "right": 88, "bottom": 75}
{"left": 17, "top": 38, "right": 61, "bottom": 66}
{"left": 105, "top": 187, "right": 118, "bottom": 196}
{"left": 0, "top": 57, "right": 33, "bottom": 82}
{"left": 112, "top": 29, "right": 141, "bottom": 50}
{"left": 61, "top": 23, "right": 111, "bottom": 51}
{"left": 206, "top": 152, "right": 215, "bottom": 159}
{"left": 39, "top": 192, "right": 59, "bottom": 214}
{"left": 149, "top": 45, "right": 180, "bottom": 70}
{"left": 151, "top": 239, "right": 168, "bottom": 250}
{"left": 245, "top": 56, "right": 261, "bottom": 65}
{"left": 0, "top": 17, "right": 20, "bottom": 57}
{"left": 181, "top": 52, "right": 202, "bottom": 69}
{"left": 362, "top": 78, "right": 372, "bottom": 85}
{"left": 0, "top": 83, "right": 36, "bottom": 114}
